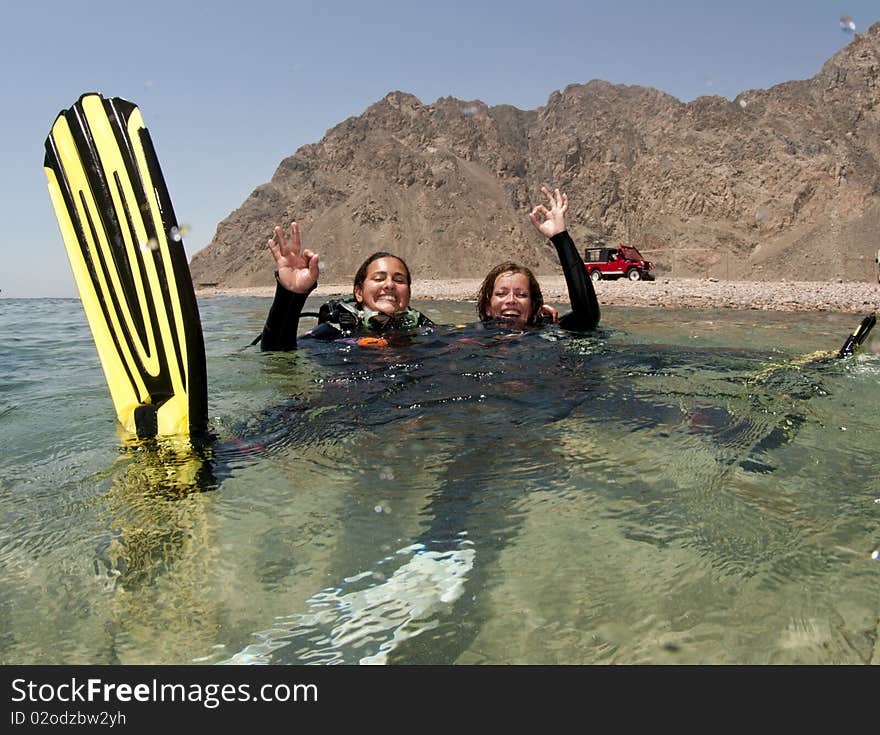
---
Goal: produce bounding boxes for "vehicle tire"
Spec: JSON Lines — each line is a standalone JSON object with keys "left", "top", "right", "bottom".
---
{"left": 627, "top": 268, "right": 642, "bottom": 281}
{"left": 590, "top": 270, "right": 602, "bottom": 282}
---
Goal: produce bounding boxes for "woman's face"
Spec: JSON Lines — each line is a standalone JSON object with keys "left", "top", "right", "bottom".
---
{"left": 354, "top": 257, "right": 411, "bottom": 315}
{"left": 485, "top": 271, "right": 533, "bottom": 327}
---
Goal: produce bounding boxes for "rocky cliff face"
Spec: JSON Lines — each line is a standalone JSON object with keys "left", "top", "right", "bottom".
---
{"left": 189, "top": 23, "right": 880, "bottom": 287}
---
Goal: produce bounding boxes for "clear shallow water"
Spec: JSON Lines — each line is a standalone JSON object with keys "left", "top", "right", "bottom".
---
{"left": 0, "top": 296, "right": 878, "bottom": 664}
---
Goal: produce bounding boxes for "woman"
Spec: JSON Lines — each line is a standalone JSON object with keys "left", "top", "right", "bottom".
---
{"left": 478, "top": 187, "right": 600, "bottom": 332}
{"left": 477, "top": 261, "right": 547, "bottom": 328}
{"left": 258, "top": 222, "right": 434, "bottom": 351}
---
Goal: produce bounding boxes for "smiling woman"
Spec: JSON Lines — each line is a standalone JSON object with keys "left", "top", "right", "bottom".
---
{"left": 477, "top": 262, "right": 544, "bottom": 326}
{"left": 257, "top": 222, "right": 434, "bottom": 351}
{"left": 352, "top": 252, "right": 411, "bottom": 314}
{"left": 478, "top": 187, "right": 601, "bottom": 332}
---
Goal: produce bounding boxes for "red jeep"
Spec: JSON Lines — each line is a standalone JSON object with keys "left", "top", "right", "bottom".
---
{"left": 583, "top": 244, "right": 655, "bottom": 282}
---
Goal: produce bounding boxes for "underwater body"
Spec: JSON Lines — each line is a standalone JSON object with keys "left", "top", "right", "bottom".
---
{"left": 0, "top": 296, "right": 878, "bottom": 664}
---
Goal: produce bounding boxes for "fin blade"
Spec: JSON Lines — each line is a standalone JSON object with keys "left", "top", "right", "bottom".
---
{"left": 44, "top": 93, "right": 207, "bottom": 438}
{"left": 837, "top": 312, "right": 876, "bottom": 359}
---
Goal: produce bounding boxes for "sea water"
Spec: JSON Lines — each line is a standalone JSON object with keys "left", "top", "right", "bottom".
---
{"left": 0, "top": 296, "right": 878, "bottom": 664}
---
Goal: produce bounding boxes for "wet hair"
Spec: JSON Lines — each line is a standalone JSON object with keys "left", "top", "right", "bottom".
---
{"left": 352, "top": 252, "right": 412, "bottom": 301}
{"left": 476, "top": 261, "right": 544, "bottom": 326}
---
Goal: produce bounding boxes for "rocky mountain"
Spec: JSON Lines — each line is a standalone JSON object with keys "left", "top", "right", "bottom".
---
{"left": 189, "top": 23, "right": 880, "bottom": 288}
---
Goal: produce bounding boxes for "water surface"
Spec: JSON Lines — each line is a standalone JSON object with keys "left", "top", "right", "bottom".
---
{"left": 0, "top": 296, "right": 877, "bottom": 664}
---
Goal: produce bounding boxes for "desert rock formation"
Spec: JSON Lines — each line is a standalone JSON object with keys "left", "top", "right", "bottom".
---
{"left": 190, "top": 23, "right": 880, "bottom": 289}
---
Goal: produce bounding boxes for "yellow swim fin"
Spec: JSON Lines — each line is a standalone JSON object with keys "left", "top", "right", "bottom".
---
{"left": 44, "top": 93, "right": 208, "bottom": 439}
{"left": 837, "top": 312, "right": 876, "bottom": 359}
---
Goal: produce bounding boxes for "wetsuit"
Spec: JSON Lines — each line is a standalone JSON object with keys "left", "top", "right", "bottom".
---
{"left": 549, "top": 230, "right": 600, "bottom": 332}
{"left": 258, "top": 275, "right": 434, "bottom": 351}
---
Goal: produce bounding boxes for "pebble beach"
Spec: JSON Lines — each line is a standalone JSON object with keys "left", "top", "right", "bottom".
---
{"left": 196, "top": 277, "right": 880, "bottom": 314}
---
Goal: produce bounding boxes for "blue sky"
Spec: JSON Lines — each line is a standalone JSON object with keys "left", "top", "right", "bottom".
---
{"left": 1, "top": 0, "right": 874, "bottom": 297}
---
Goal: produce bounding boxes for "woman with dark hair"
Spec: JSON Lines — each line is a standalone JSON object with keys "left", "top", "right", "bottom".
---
{"left": 258, "top": 222, "right": 434, "bottom": 351}
{"left": 476, "top": 261, "right": 546, "bottom": 327}
{"left": 478, "top": 186, "right": 600, "bottom": 332}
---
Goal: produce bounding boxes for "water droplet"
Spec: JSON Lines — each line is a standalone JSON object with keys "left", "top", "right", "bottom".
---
{"left": 140, "top": 238, "right": 159, "bottom": 252}
{"left": 840, "top": 426, "right": 847, "bottom": 431}
{"left": 739, "top": 98, "right": 749, "bottom": 108}
{"left": 169, "top": 226, "right": 183, "bottom": 242}
{"left": 462, "top": 105, "right": 479, "bottom": 116}
{"left": 379, "top": 471, "right": 394, "bottom": 481}
{"left": 871, "top": 550, "right": 879, "bottom": 560}
{"left": 840, "top": 15, "right": 856, "bottom": 33}
{"left": 317, "top": 260, "right": 325, "bottom": 272}
{"left": 374, "top": 505, "right": 384, "bottom": 514}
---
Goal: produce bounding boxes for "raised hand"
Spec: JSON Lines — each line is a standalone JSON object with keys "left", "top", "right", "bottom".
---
{"left": 267, "top": 222, "right": 320, "bottom": 293}
{"left": 528, "top": 186, "right": 568, "bottom": 239}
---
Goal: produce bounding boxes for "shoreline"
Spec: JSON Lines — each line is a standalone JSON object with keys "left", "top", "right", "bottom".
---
{"left": 195, "top": 277, "right": 880, "bottom": 314}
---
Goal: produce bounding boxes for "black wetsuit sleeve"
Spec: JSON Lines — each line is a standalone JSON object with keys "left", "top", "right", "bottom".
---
{"left": 550, "top": 230, "right": 600, "bottom": 331}
{"left": 258, "top": 275, "right": 315, "bottom": 351}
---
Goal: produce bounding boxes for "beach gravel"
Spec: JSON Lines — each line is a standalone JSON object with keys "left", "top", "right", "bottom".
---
{"left": 196, "top": 277, "right": 880, "bottom": 314}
